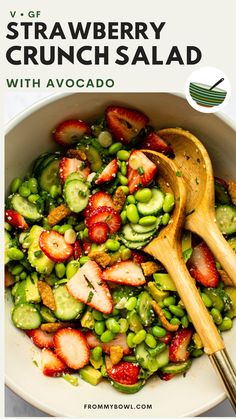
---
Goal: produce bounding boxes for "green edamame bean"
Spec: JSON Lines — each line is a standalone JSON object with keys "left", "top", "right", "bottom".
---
{"left": 91, "top": 346, "right": 102, "bottom": 361}
{"left": 28, "top": 178, "right": 38, "bottom": 194}
{"left": 191, "top": 349, "right": 203, "bottom": 358}
{"left": 127, "top": 195, "right": 136, "bottom": 204}
{"left": 132, "top": 330, "right": 147, "bottom": 345}
{"left": 161, "top": 213, "right": 170, "bottom": 226}
{"left": 148, "top": 342, "right": 166, "bottom": 357}
{"left": 95, "top": 321, "right": 105, "bottom": 336}
{"left": 7, "top": 247, "right": 24, "bottom": 260}
{"left": 120, "top": 210, "right": 127, "bottom": 224}
{"left": 139, "top": 216, "right": 157, "bottom": 226}
{"left": 152, "top": 325, "right": 166, "bottom": 338}
{"left": 170, "top": 317, "right": 181, "bottom": 325}
{"left": 19, "top": 184, "right": 31, "bottom": 198}
{"left": 127, "top": 332, "right": 136, "bottom": 348}
{"left": 121, "top": 248, "right": 132, "bottom": 260}
{"left": 120, "top": 161, "right": 127, "bottom": 176}
{"left": 135, "top": 188, "right": 152, "bottom": 203}
{"left": 66, "top": 260, "right": 80, "bottom": 279}
{"left": 211, "top": 308, "right": 222, "bottom": 325}
{"left": 50, "top": 185, "right": 59, "bottom": 198}
{"left": 10, "top": 177, "right": 22, "bottom": 193}
{"left": 119, "top": 318, "right": 129, "bottom": 333}
{"left": 106, "top": 318, "right": 120, "bottom": 334}
{"left": 118, "top": 186, "right": 129, "bottom": 195}
{"left": 105, "top": 239, "right": 120, "bottom": 252}
{"left": 181, "top": 315, "right": 189, "bottom": 328}
{"left": 169, "top": 305, "right": 185, "bottom": 317}
{"left": 163, "top": 193, "right": 175, "bottom": 213}
{"left": 11, "top": 264, "right": 24, "bottom": 275}
{"left": 112, "top": 307, "right": 119, "bottom": 316}
{"left": 28, "top": 194, "right": 40, "bottom": 204}
{"left": 123, "top": 355, "right": 137, "bottom": 362}
{"left": 52, "top": 225, "right": 60, "bottom": 232}
{"left": 162, "top": 309, "right": 172, "bottom": 320}
{"left": 145, "top": 333, "right": 157, "bottom": 348}
{"left": 83, "top": 228, "right": 89, "bottom": 240}
{"left": 117, "top": 150, "right": 130, "bottom": 161}
{"left": 126, "top": 204, "right": 139, "bottom": 224}
{"left": 20, "top": 271, "right": 27, "bottom": 280}
{"left": 100, "top": 330, "right": 115, "bottom": 343}
{"left": 79, "top": 256, "right": 91, "bottom": 265}
{"left": 219, "top": 317, "right": 233, "bottom": 331}
{"left": 201, "top": 293, "right": 212, "bottom": 308}
{"left": 118, "top": 173, "right": 128, "bottom": 186}
{"left": 55, "top": 263, "right": 66, "bottom": 279}
{"left": 163, "top": 296, "right": 176, "bottom": 307}
{"left": 92, "top": 309, "right": 103, "bottom": 321}
{"left": 125, "top": 297, "right": 137, "bottom": 311}
{"left": 108, "top": 142, "right": 123, "bottom": 155}
{"left": 58, "top": 224, "right": 73, "bottom": 235}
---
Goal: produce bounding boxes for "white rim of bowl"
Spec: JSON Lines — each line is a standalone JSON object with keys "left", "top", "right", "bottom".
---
{"left": 5, "top": 91, "right": 236, "bottom": 417}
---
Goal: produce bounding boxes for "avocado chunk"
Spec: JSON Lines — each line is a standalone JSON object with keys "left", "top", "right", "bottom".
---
{"left": 153, "top": 273, "right": 177, "bottom": 292}
{"left": 79, "top": 365, "right": 102, "bottom": 386}
{"left": 80, "top": 310, "right": 95, "bottom": 329}
{"left": 25, "top": 275, "right": 40, "bottom": 303}
{"left": 225, "top": 287, "right": 236, "bottom": 318}
{"left": 27, "top": 225, "right": 54, "bottom": 275}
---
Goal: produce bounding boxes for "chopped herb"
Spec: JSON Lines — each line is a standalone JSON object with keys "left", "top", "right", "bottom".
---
{"left": 185, "top": 155, "right": 190, "bottom": 160}
{"left": 87, "top": 291, "right": 94, "bottom": 303}
{"left": 62, "top": 373, "right": 79, "bottom": 386}
{"left": 186, "top": 209, "right": 195, "bottom": 216}
{"left": 176, "top": 171, "right": 182, "bottom": 177}
{"left": 196, "top": 158, "right": 201, "bottom": 163}
{"left": 34, "top": 250, "right": 42, "bottom": 258}
{"left": 182, "top": 248, "right": 193, "bottom": 263}
{"left": 78, "top": 190, "right": 87, "bottom": 198}
{"left": 137, "top": 167, "right": 144, "bottom": 175}
{"left": 195, "top": 177, "right": 199, "bottom": 185}
{"left": 33, "top": 360, "right": 39, "bottom": 368}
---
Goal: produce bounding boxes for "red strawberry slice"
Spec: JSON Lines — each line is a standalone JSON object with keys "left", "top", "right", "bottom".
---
{"left": 74, "top": 240, "right": 82, "bottom": 259}
{"left": 105, "top": 357, "right": 140, "bottom": 385}
{"left": 88, "top": 222, "right": 110, "bottom": 244}
{"left": 54, "top": 328, "right": 90, "bottom": 370}
{"left": 102, "top": 261, "right": 146, "bottom": 286}
{"left": 86, "top": 331, "right": 131, "bottom": 355}
{"left": 41, "top": 348, "right": 67, "bottom": 377}
{"left": 5, "top": 269, "right": 15, "bottom": 288}
{"left": 39, "top": 230, "right": 73, "bottom": 262}
{"left": 53, "top": 119, "right": 91, "bottom": 147}
{"left": 84, "top": 191, "right": 114, "bottom": 218}
{"left": 131, "top": 250, "right": 148, "bottom": 264}
{"left": 59, "top": 157, "right": 90, "bottom": 183}
{"left": 140, "top": 132, "right": 174, "bottom": 156}
{"left": 106, "top": 106, "right": 149, "bottom": 144}
{"left": 86, "top": 207, "right": 121, "bottom": 234}
{"left": 187, "top": 242, "right": 219, "bottom": 288}
{"left": 127, "top": 150, "right": 158, "bottom": 194}
{"left": 27, "top": 328, "right": 55, "bottom": 349}
{"left": 5, "top": 209, "right": 29, "bottom": 230}
{"left": 159, "top": 372, "right": 175, "bottom": 381}
{"left": 159, "top": 331, "right": 173, "bottom": 345}
{"left": 95, "top": 159, "right": 118, "bottom": 185}
{"left": 82, "top": 239, "right": 92, "bottom": 255}
{"left": 169, "top": 328, "right": 193, "bottom": 363}
{"left": 67, "top": 261, "right": 113, "bottom": 314}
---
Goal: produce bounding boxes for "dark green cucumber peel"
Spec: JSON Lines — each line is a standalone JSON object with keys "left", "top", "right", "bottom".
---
{"left": 109, "top": 379, "right": 145, "bottom": 394}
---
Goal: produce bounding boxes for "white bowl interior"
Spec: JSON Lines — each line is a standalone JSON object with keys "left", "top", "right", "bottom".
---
{"left": 5, "top": 93, "right": 236, "bottom": 417}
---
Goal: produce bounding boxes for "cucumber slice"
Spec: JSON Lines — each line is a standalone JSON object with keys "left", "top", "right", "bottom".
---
{"left": 53, "top": 285, "right": 84, "bottom": 321}
{"left": 63, "top": 179, "right": 89, "bottom": 213}
{"left": 161, "top": 359, "right": 191, "bottom": 374}
{"left": 84, "top": 145, "right": 103, "bottom": 172}
{"left": 110, "top": 379, "right": 145, "bottom": 394}
{"left": 214, "top": 180, "right": 231, "bottom": 204}
{"left": 28, "top": 226, "right": 54, "bottom": 275}
{"left": 137, "top": 189, "right": 164, "bottom": 216}
{"left": 135, "top": 342, "right": 150, "bottom": 369}
{"left": 11, "top": 194, "right": 42, "bottom": 222}
{"left": 156, "top": 347, "right": 169, "bottom": 368}
{"left": 14, "top": 280, "right": 27, "bottom": 304}
{"left": 137, "top": 291, "right": 154, "bottom": 326}
{"left": 216, "top": 205, "right": 236, "bottom": 235}
{"left": 131, "top": 220, "right": 159, "bottom": 234}
{"left": 5, "top": 230, "right": 12, "bottom": 265}
{"left": 39, "top": 159, "right": 60, "bottom": 192}
{"left": 12, "top": 303, "right": 42, "bottom": 329}
{"left": 40, "top": 306, "right": 57, "bottom": 323}
{"left": 122, "top": 224, "right": 155, "bottom": 242}
{"left": 228, "top": 237, "right": 236, "bottom": 252}
{"left": 120, "top": 236, "right": 150, "bottom": 250}
{"left": 33, "top": 152, "right": 53, "bottom": 176}
{"left": 65, "top": 172, "right": 85, "bottom": 184}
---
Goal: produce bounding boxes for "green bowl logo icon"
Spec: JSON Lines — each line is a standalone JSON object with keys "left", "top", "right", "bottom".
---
{"left": 189, "top": 82, "right": 227, "bottom": 108}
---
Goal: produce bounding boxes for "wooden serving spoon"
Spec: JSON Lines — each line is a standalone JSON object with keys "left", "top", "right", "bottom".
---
{"left": 157, "top": 127, "right": 236, "bottom": 287}
{"left": 142, "top": 149, "right": 236, "bottom": 409}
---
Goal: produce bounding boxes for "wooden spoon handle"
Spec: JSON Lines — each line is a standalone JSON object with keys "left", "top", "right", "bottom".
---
{"left": 187, "top": 216, "right": 236, "bottom": 287}
{"left": 148, "top": 241, "right": 225, "bottom": 354}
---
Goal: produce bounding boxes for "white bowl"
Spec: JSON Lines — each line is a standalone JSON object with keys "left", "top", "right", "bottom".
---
{"left": 5, "top": 93, "right": 236, "bottom": 417}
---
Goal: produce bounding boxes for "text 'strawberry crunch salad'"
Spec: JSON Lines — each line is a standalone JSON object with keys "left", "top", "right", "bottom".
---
{"left": 5, "top": 105, "right": 236, "bottom": 392}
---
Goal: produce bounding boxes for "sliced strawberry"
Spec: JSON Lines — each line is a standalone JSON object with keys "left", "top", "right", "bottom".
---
{"left": 159, "top": 372, "right": 175, "bottom": 381}
{"left": 187, "top": 242, "right": 219, "bottom": 288}
{"left": 102, "top": 261, "right": 146, "bottom": 286}
{"left": 88, "top": 222, "right": 110, "bottom": 244}
{"left": 106, "top": 106, "right": 149, "bottom": 144}
{"left": 140, "top": 132, "right": 174, "bottom": 156}
{"left": 41, "top": 348, "right": 67, "bottom": 377}
{"left": 5, "top": 209, "right": 29, "bottom": 230}
{"left": 127, "top": 150, "right": 158, "bottom": 194}
{"left": 82, "top": 239, "right": 92, "bottom": 255}
{"left": 159, "top": 331, "right": 173, "bottom": 345}
{"left": 169, "top": 328, "right": 193, "bottom": 363}
{"left": 84, "top": 191, "right": 114, "bottom": 218}
{"left": 39, "top": 230, "right": 73, "bottom": 262}
{"left": 54, "top": 328, "right": 90, "bottom": 370}
{"left": 26, "top": 328, "right": 54, "bottom": 349}
{"left": 67, "top": 261, "right": 113, "bottom": 314}
{"left": 95, "top": 159, "right": 118, "bottom": 185}
{"left": 74, "top": 240, "right": 82, "bottom": 259}
{"left": 86, "top": 207, "right": 121, "bottom": 234}
{"left": 105, "top": 357, "right": 140, "bottom": 385}
{"left": 131, "top": 250, "right": 148, "bottom": 264}
{"left": 86, "top": 331, "right": 131, "bottom": 355}
{"left": 5, "top": 269, "right": 15, "bottom": 288}
{"left": 53, "top": 119, "right": 91, "bottom": 147}
{"left": 59, "top": 157, "right": 90, "bottom": 183}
